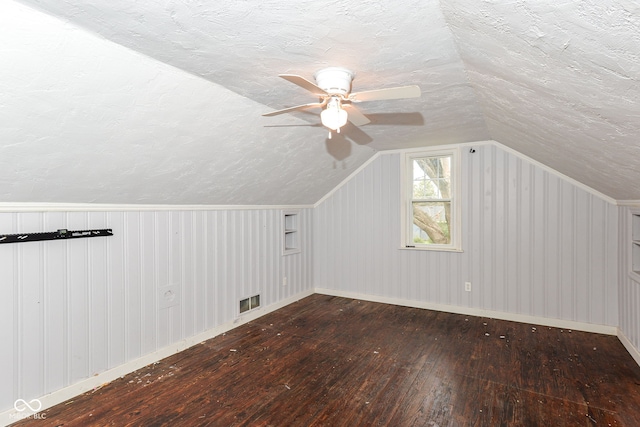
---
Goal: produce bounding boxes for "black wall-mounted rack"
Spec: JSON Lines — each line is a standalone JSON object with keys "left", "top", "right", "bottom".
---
{"left": 0, "top": 229, "right": 113, "bottom": 244}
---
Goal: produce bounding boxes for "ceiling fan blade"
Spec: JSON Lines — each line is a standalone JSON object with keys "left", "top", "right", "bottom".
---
{"left": 348, "top": 85, "right": 421, "bottom": 102}
{"left": 342, "top": 122, "right": 373, "bottom": 145}
{"left": 343, "top": 104, "right": 370, "bottom": 126}
{"left": 279, "top": 74, "right": 328, "bottom": 96}
{"left": 262, "top": 102, "right": 324, "bottom": 117}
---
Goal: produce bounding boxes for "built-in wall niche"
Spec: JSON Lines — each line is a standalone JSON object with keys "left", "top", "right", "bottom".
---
{"left": 632, "top": 210, "right": 640, "bottom": 282}
{"left": 282, "top": 210, "right": 301, "bottom": 255}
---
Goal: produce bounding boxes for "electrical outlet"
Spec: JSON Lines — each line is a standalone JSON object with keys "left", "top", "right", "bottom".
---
{"left": 465, "top": 282, "right": 472, "bottom": 292}
{"left": 283, "top": 276, "right": 287, "bottom": 286}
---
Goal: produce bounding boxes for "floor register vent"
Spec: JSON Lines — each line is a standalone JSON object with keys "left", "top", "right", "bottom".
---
{"left": 239, "top": 294, "right": 260, "bottom": 314}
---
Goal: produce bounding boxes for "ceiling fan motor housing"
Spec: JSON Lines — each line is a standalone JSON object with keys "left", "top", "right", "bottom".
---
{"left": 314, "top": 67, "right": 354, "bottom": 95}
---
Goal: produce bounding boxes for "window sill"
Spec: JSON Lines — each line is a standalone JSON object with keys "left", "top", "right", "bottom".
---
{"left": 399, "top": 246, "right": 463, "bottom": 253}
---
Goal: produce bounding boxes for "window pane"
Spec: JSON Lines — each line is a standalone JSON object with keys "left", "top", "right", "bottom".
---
{"left": 404, "top": 150, "right": 458, "bottom": 250}
{"left": 440, "top": 156, "right": 451, "bottom": 180}
{"left": 412, "top": 201, "right": 451, "bottom": 244}
{"left": 412, "top": 156, "right": 452, "bottom": 200}
{"left": 413, "top": 177, "right": 440, "bottom": 199}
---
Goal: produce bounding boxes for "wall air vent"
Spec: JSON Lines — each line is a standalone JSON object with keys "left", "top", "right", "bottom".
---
{"left": 239, "top": 294, "right": 261, "bottom": 314}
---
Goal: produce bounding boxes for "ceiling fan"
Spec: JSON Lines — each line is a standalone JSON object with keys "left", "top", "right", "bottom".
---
{"left": 263, "top": 67, "right": 421, "bottom": 136}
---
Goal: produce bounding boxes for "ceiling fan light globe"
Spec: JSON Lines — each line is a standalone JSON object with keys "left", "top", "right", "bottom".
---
{"left": 321, "top": 107, "right": 348, "bottom": 131}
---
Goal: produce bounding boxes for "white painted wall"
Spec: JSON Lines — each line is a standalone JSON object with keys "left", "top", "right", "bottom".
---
{"left": 0, "top": 208, "right": 313, "bottom": 413}
{"left": 618, "top": 206, "right": 640, "bottom": 363}
{"left": 0, "top": 0, "right": 375, "bottom": 206}
{"left": 1, "top": 142, "right": 636, "bottom": 418}
{"left": 314, "top": 143, "right": 619, "bottom": 327}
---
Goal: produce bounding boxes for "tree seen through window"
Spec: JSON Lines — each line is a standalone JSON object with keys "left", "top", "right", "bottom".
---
{"left": 412, "top": 156, "right": 451, "bottom": 245}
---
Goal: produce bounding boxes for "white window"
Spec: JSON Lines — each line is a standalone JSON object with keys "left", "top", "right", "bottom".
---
{"left": 401, "top": 148, "right": 461, "bottom": 251}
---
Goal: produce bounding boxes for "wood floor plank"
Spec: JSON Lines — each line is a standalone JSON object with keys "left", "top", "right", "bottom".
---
{"left": 10, "top": 294, "right": 640, "bottom": 426}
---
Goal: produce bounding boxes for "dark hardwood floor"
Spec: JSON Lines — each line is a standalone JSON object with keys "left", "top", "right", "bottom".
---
{"left": 12, "top": 294, "right": 640, "bottom": 426}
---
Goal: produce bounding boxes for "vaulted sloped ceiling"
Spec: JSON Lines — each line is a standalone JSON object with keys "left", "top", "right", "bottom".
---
{"left": 2, "top": 0, "right": 639, "bottom": 204}
{"left": 443, "top": 0, "right": 640, "bottom": 201}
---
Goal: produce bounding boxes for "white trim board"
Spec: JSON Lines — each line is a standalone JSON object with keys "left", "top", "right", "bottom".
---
{"left": 379, "top": 139, "right": 494, "bottom": 155}
{"left": 1, "top": 288, "right": 637, "bottom": 426}
{"left": 0, "top": 289, "right": 314, "bottom": 426}
{"left": 1, "top": 141, "right": 620, "bottom": 213}
{"left": 314, "top": 288, "right": 618, "bottom": 336}
{"left": 312, "top": 140, "right": 617, "bottom": 208}
{"left": 316, "top": 288, "right": 640, "bottom": 367}
{"left": 313, "top": 152, "right": 382, "bottom": 208}
{"left": 313, "top": 141, "right": 495, "bottom": 209}
{"left": 618, "top": 329, "right": 640, "bottom": 368}
{"left": 618, "top": 200, "right": 640, "bottom": 207}
{"left": 0, "top": 203, "right": 314, "bottom": 213}
{"left": 490, "top": 141, "right": 616, "bottom": 205}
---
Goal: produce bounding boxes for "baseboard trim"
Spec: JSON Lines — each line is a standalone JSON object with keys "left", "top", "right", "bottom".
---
{"left": 0, "top": 289, "right": 314, "bottom": 426}
{"left": 314, "top": 288, "right": 618, "bottom": 336}
{"left": 617, "top": 328, "right": 640, "bottom": 368}
{"left": 1, "top": 287, "right": 631, "bottom": 425}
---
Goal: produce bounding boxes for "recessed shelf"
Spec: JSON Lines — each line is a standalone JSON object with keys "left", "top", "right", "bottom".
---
{"left": 282, "top": 210, "right": 301, "bottom": 255}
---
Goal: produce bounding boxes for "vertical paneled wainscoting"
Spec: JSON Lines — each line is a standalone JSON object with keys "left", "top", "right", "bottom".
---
{"left": 314, "top": 143, "right": 618, "bottom": 330}
{"left": 618, "top": 206, "right": 640, "bottom": 365}
{"left": 0, "top": 208, "right": 313, "bottom": 415}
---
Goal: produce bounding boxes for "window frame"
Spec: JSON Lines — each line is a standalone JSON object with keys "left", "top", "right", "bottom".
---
{"left": 400, "top": 148, "right": 462, "bottom": 252}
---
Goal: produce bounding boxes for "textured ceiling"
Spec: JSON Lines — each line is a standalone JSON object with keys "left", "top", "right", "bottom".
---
{"left": 443, "top": 0, "right": 640, "bottom": 202}
{"left": 2, "top": 0, "right": 639, "bottom": 204}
